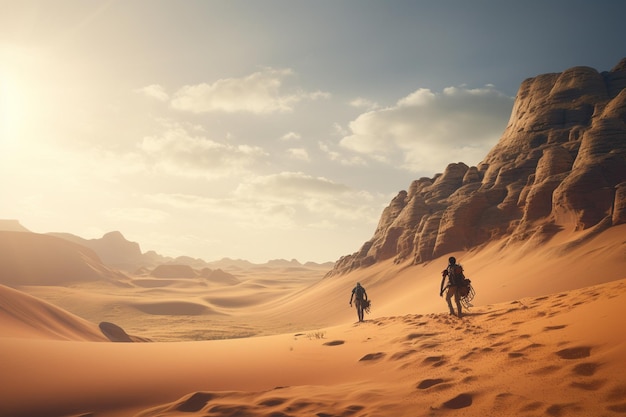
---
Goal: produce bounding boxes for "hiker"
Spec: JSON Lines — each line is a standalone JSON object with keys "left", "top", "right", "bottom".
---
{"left": 439, "top": 256, "right": 465, "bottom": 317}
{"left": 349, "top": 282, "right": 368, "bottom": 322}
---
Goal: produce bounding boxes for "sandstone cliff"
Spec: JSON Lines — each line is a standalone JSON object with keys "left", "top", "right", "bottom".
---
{"left": 328, "top": 58, "right": 626, "bottom": 276}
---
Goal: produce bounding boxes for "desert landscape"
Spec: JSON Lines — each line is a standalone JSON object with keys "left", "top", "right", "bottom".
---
{"left": 1, "top": 49, "right": 626, "bottom": 417}
{"left": 1, "top": 223, "right": 626, "bottom": 417}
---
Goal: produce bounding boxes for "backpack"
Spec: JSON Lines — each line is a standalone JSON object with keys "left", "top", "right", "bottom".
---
{"left": 354, "top": 285, "right": 365, "bottom": 300}
{"left": 447, "top": 264, "right": 465, "bottom": 286}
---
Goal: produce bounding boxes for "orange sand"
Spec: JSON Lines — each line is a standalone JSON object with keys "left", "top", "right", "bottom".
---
{"left": 1, "top": 224, "right": 626, "bottom": 416}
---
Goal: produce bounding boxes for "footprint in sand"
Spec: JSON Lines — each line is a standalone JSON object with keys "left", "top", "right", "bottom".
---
{"left": 422, "top": 355, "right": 447, "bottom": 367}
{"left": 417, "top": 378, "right": 446, "bottom": 389}
{"left": 442, "top": 393, "right": 473, "bottom": 409}
{"left": 530, "top": 365, "right": 562, "bottom": 375}
{"left": 520, "top": 401, "right": 544, "bottom": 412}
{"left": 608, "top": 403, "right": 626, "bottom": 413}
{"left": 544, "top": 324, "right": 568, "bottom": 331}
{"left": 545, "top": 402, "right": 580, "bottom": 416}
{"left": 359, "top": 352, "right": 386, "bottom": 361}
{"left": 570, "top": 379, "right": 607, "bottom": 390}
{"left": 323, "top": 340, "right": 345, "bottom": 346}
{"left": 555, "top": 346, "right": 591, "bottom": 360}
{"left": 406, "top": 332, "right": 439, "bottom": 341}
{"left": 572, "top": 362, "right": 600, "bottom": 376}
{"left": 606, "top": 385, "right": 626, "bottom": 402}
{"left": 390, "top": 349, "right": 417, "bottom": 360}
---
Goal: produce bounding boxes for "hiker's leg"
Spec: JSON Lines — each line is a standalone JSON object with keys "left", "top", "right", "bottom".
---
{"left": 358, "top": 300, "right": 364, "bottom": 321}
{"left": 454, "top": 290, "right": 462, "bottom": 317}
{"left": 445, "top": 288, "right": 455, "bottom": 314}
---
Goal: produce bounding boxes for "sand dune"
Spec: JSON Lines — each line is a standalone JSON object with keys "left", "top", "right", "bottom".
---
{"left": 1, "top": 224, "right": 626, "bottom": 416}
{"left": 1, "top": 278, "right": 625, "bottom": 416}
{"left": 0, "top": 284, "right": 107, "bottom": 341}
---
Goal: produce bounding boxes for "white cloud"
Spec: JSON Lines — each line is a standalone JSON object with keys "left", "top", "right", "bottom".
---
{"left": 286, "top": 148, "right": 309, "bottom": 161}
{"left": 339, "top": 85, "right": 514, "bottom": 173}
{"left": 170, "top": 68, "right": 329, "bottom": 114}
{"left": 319, "top": 141, "right": 367, "bottom": 166}
{"left": 144, "top": 172, "right": 381, "bottom": 235}
{"left": 235, "top": 172, "right": 349, "bottom": 199}
{"left": 349, "top": 97, "right": 380, "bottom": 111}
{"left": 232, "top": 172, "right": 378, "bottom": 223}
{"left": 281, "top": 131, "right": 301, "bottom": 141}
{"left": 135, "top": 84, "right": 169, "bottom": 101}
{"left": 138, "top": 124, "right": 267, "bottom": 179}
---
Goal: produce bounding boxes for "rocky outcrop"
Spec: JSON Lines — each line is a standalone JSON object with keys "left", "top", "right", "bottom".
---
{"left": 328, "top": 58, "right": 626, "bottom": 277}
{"left": 49, "top": 231, "right": 146, "bottom": 270}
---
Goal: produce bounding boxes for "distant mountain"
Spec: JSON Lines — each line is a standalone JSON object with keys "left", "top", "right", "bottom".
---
{"left": 0, "top": 219, "right": 30, "bottom": 232}
{"left": 328, "top": 58, "right": 626, "bottom": 276}
{"left": 150, "top": 264, "right": 197, "bottom": 278}
{"left": 0, "top": 231, "right": 128, "bottom": 286}
{"left": 0, "top": 222, "right": 333, "bottom": 273}
{"left": 49, "top": 231, "right": 146, "bottom": 270}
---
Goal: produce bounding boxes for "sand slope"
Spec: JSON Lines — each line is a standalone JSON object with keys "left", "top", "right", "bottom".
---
{"left": 0, "top": 284, "right": 107, "bottom": 341}
{"left": 1, "top": 278, "right": 625, "bottom": 417}
{"left": 1, "top": 224, "right": 626, "bottom": 416}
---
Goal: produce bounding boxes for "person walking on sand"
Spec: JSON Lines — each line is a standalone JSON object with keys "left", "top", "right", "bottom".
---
{"left": 439, "top": 256, "right": 465, "bottom": 317}
{"left": 349, "top": 282, "right": 368, "bottom": 322}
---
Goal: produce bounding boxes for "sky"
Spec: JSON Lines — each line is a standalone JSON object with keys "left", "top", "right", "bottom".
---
{"left": 1, "top": 1, "right": 625, "bottom": 263}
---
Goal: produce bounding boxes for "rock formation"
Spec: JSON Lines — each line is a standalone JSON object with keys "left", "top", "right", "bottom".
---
{"left": 49, "top": 231, "right": 147, "bottom": 270}
{"left": 328, "top": 58, "right": 626, "bottom": 277}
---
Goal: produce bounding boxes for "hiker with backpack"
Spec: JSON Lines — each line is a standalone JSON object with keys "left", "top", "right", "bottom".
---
{"left": 439, "top": 256, "right": 466, "bottom": 317}
{"left": 349, "top": 282, "right": 368, "bottom": 322}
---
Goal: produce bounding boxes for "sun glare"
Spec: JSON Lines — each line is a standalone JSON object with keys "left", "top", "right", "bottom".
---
{"left": 0, "top": 72, "right": 29, "bottom": 149}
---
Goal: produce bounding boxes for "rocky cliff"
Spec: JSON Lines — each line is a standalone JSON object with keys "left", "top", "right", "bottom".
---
{"left": 328, "top": 58, "right": 626, "bottom": 277}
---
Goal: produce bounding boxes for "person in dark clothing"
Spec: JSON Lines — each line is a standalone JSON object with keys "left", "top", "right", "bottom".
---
{"left": 439, "top": 256, "right": 464, "bottom": 317}
{"left": 349, "top": 282, "right": 368, "bottom": 322}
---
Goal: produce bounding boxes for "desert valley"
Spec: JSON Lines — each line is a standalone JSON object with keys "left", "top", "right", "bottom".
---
{"left": 2, "top": 59, "right": 626, "bottom": 417}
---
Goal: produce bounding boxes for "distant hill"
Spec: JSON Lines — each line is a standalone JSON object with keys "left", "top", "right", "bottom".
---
{"left": 0, "top": 231, "right": 128, "bottom": 286}
{"left": 0, "top": 219, "right": 30, "bottom": 232}
{"left": 0, "top": 222, "right": 334, "bottom": 273}
{"left": 48, "top": 231, "right": 151, "bottom": 270}
{"left": 329, "top": 58, "right": 626, "bottom": 276}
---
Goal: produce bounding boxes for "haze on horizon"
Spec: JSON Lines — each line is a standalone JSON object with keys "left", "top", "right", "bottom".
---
{"left": 1, "top": 1, "right": 625, "bottom": 263}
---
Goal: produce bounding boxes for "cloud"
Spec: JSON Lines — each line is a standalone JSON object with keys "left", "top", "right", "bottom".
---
{"left": 145, "top": 172, "right": 381, "bottom": 234}
{"left": 349, "top": 97, "right": 380, "bottom": 111}
{"left": 281, "top": 131, "right": 301, "bottom": 141}
{"left": 319, "top": 141, "right": 367, "bottom": 166}
{"left": 286, "top": 148, "right": 309, "bottom": 161}
{"left": 135, "top": 84, "right": 169, "bottom": 101}
{"left": 170, "top": 68, "right": 329, "bottom": 114}
{"left": 235, "top": 171, "right": 349, "bottom": 200}
{"left": 339, "top": 85, "right": 514, "bottom": 173}
{"left": 138, "top": 124, "right": 267, "bottom": 179}
{"left": 232, "top": 172, "right": 379, "bottom": 224}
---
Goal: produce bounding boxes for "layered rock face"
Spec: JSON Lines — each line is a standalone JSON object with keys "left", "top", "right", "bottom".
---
{"left": 328, "top": 58, "right": 626, "bottom": 277}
